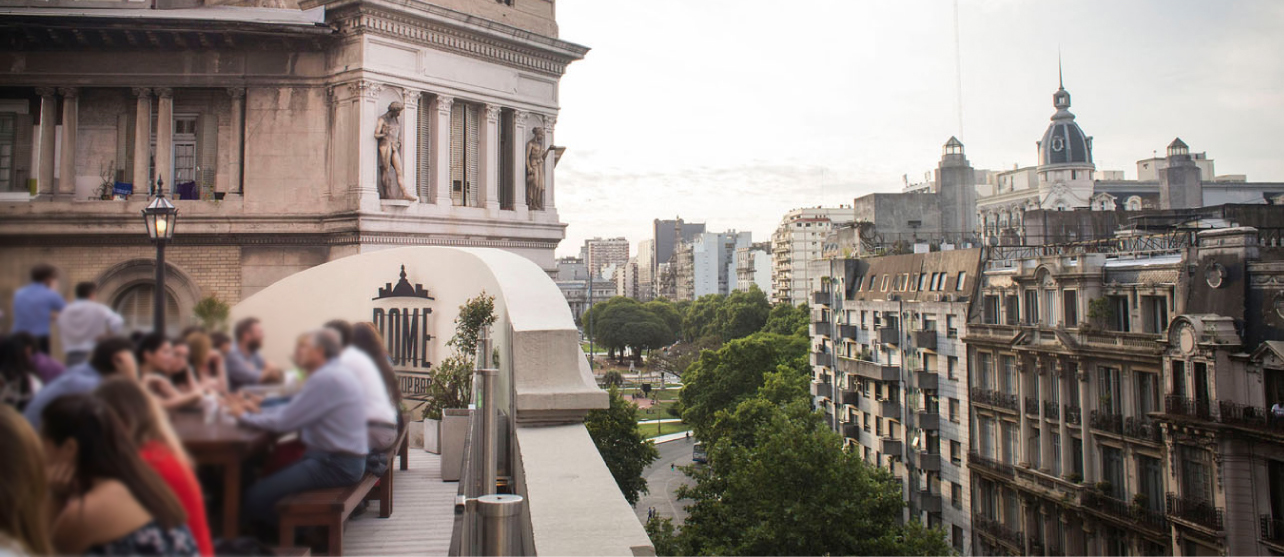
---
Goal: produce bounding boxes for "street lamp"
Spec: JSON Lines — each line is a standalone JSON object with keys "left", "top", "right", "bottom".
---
{"left": 142, "top": 179, "right": 178, "bottom": 335}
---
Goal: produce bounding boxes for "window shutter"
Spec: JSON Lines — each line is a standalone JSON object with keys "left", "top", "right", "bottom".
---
{"left": 198, "top": 113, "right": 218, "bottom": 195}
{"left": 13, "top": 113, "right": 33, "bottom": 191}
{"left": 450, "top": 104, "right": 464, "bottom": 205}
{"left": 417, "top": 98, "right": 432, "bottom": 200}
{"left": 465, "top": 103, "right": 479, "bottom": 207}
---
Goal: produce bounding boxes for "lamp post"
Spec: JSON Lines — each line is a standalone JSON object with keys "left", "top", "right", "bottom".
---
{"left": 142, "top": 180, "right": 178, "bottom": 335}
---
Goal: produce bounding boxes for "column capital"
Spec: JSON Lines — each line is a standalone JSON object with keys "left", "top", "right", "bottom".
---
{"left": 541, "top": 113, "right": 556, "bottom": 131}
{"left": 435, "top": 95, "right": 454, "bottom": 115}
{"left": 131, "top": 87, "right": 152, "bottom": 98}
{"left": 484, "top": 103, "right": 501, "bottom": 123}
{"left": 349, "top": 79, "right": 383, "bottom": 101}
{"left": 35, "top": 87, "right": 56, "bottom": 98}
{"left": 226, "top": 87, "right": 246, "bottom": 99}
{"left": 513, "top": 109, "right": 530, "bottom": 127}
{"left": 402, "top": 89, "right": 422, "bottom": 110}
{"left": 154, "top": 87, "right": 173, "bottom": 98}
{"left": 57, "top": 87, "right": 78, "bottom": 98}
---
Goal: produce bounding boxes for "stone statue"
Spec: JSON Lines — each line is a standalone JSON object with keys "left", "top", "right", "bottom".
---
{"left": 525, "top": 127, "right": 553, "bottom": 210}
{"left": 375, "top": 101, "right": 416, "bottom": 201}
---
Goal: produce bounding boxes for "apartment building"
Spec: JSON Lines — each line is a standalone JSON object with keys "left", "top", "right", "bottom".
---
{"left": 812, "top": 248, "right": 981, "bottom": 555}
{"left": 773, "top": 207, "right": 852, "bottom": 305}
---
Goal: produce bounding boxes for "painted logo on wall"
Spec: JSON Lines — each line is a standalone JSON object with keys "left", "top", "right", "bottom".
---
{"left": 372, "top": 265, "right": 435, "bottom": 400}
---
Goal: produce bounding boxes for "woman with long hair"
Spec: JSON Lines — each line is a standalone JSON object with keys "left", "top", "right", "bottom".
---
{"left": 40, "top": 394, "right": 197, "bottom": 556}
{"left": 353, "top": 322, "right": 403, "bottom": 413}
{"left": 0, "top": 335, "right": 39, "bottom": 410}
{"left": 137, "top": 333, "right": 204, "bottom": 411}
{"left": 0, "top": 405, "right": 52, "bottom": 555}
{"left": 95, "top": 377, "right": 213, "bottom": 556}
{"left": 184, "top": 331, "right": 228, "bottom": 394}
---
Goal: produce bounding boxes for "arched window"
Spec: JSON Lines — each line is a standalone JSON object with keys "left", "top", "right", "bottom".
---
{"left": 1125, "top": 196, "right": 1143, "bottom": 211}
{"left": 113, "top": 283, "right": 180, "bottom": 336}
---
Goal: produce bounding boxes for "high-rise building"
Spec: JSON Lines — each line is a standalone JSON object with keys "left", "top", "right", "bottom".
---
{"left": 615, "top": 257, "right": 638, "bottom": 299}
{"left": 648, "top": 218, "right": 705, "bottom": 299}
{"left": 811, "top": 249, "right": 981, "bottom": 555}
{"left": 735, "top": 242, "right": 772, "bottom": 294}
{"left": 670, "top": 230, "right": 751, "bottom": 301}
{"left": 771, "top": 207, "right": 853, "bottom": 305}
{"left": 583, "top": 237, "right": 629, "bottom": 281}
{"left": 635, "top": 239, "right": 656, "bottom": 301}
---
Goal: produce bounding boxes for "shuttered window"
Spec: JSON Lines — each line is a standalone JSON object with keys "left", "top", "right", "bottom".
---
{"left": 198, "top": 113, "right": 217, "bottom": 194}
{"left": 449, "top": 102, "right": 480, "bottom": 207}
{"left": 418, "top": 96, "right": 432, "bottom": 201}
{"left": 499, "top": 109, "right": 514, "bottom": 210}
{"left": 112, "top": 283, "right": 180, "bottom": 336}
{"left": 0, "top": 114, "right": 14, "bottom": 192}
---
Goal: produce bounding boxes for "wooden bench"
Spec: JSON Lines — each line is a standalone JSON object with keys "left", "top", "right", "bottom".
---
{"left": 277, "top": 426, "right": 409, "bottom": 555}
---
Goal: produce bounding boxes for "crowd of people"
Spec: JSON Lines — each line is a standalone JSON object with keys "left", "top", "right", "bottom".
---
{"left": 0, "top": 264, "right": 406, "bottom": 556}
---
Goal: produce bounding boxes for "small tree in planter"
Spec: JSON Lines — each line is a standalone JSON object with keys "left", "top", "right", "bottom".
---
{"left": 422, "top": 292, "right": 496, "bottom": 479}
{"left": 193, "top": 295, "right": 231, "bottom": 333}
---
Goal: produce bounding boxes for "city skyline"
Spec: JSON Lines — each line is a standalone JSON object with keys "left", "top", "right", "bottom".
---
{"left": 552, "top": 0, "right": 1284, "bottom": 256}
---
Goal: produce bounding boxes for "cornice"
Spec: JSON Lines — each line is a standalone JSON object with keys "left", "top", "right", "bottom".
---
{"left": 0, "top": 231, "right": 559, "bottom": 251}
{"left": 330, "top": 5, "right": 583, "bottom": 77}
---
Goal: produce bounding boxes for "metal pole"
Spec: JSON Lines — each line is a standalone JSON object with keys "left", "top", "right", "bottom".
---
{"left": 476, "top": 494, "right": 523, "bottom": 556}
{"left": 477, "top": 327, "right": 498, "bottom": 496}
{"left": 154, "top": 241, "right": 166, "bottom": 335}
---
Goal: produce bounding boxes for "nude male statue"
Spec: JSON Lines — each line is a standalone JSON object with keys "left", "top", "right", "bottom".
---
{"left": 375, "top": 101, "right": 417, "bottom": 201}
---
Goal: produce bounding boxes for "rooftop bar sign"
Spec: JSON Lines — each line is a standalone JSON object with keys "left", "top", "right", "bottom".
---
{"left": 372, "top": 265, "right": 436, "bottom": 401}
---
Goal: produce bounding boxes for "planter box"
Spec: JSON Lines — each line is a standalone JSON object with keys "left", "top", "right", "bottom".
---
{"left": 421, "top": 418, "right": 441, "bottom": 454}
{"left": 440, "top": 408, "right": 471, "bottom": 482}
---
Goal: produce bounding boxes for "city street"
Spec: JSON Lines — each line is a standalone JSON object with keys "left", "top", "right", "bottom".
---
{"left": 634, "top": 437, "right": 696, "bottom": 526}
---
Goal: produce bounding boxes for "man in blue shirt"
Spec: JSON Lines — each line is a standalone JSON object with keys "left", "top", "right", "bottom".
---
{"left": 228, "top": 329, "right": 367, "bottom": 530}
{"left": 12, "top": 263, "right": 67, "bottom": 354}
{"left": 24, "top": 336, "right": 137, "bottom": 429}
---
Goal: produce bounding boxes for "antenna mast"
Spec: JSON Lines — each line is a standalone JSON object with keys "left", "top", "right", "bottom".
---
{"left": 953, "top": 0, "right": 964, "bottom": 139}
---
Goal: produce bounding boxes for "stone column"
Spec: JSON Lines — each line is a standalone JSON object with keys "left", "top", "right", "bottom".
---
{"left": 154, "top": 88, "right": 174, "bottom": 195}
{"left": 1057, "top": 361, "right": 1072, "bottom": 478}
{"left": 226, "top": 88, "right": 245, "bottom": 195}
{"left": 35, "top": 87, "right": 57, "bottom": 197}
{"left": 56, "top": 88, "right": 78, "bottom": 198}
{"left": 433, "top": 95, "right": 454, "bottom": 206}
{"left": 1078, "top": 367, "right": 1093, "bottom": 482}
{"left": 401, "top": 89, "right": 420, "bottom": 202}
{"left": 512, "top": 110, "right": 528, "bottom": 214}
{"left": 482, "top": 103, "right": 501, "bottom": 215}
{"left": 131, "top": 88, "right": 152, "bottom": 190}
{"left": 542, "top": 114, "right": 556, "bottom": 211}
{"left": 355, "top": 81, "right": 383, "bottom": 205}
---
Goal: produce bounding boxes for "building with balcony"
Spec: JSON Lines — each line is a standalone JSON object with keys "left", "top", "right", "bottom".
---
{"left": 848, "top": 137, "right": 979, "bottom": 251}
{"left": 811, "top": 248, "right": 982, "bottom": 555}
{"left": 735, "top": 241, "right": 772, "bottom": 294}
{"left": 0, "top": 0, "right": 585, "bottom": 335}
{"left": 771, "top": 206, "right": 852, "bottom": 305}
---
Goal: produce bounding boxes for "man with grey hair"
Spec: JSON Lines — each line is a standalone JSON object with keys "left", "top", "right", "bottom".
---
{"left": 229, "top": 328, "right": 368, "bottom": 531}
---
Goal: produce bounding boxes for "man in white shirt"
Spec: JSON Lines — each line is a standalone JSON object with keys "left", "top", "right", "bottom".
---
{"left": 326, "top": 320, "right": 400, "bottom": 451}
{"left": 56, "top": 282, "right": 125, "bottom": 366}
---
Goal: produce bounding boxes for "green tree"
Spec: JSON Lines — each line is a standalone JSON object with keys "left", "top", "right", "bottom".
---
{"left": 422, "top": 292, "right": 496, "bottom": 420}
{"left": 762, "top": 301, "right": 810, "bottom": 338}
{"left": 644, "top": 516, "right": 682, "bottom": 556}
{"left": 678, "top": 332, "right": 807, "bottom": 441}
{"left": 676, "top": 398, "right": 953, "bottom": 556}
{"left": 585, "top": 387, "right": 659, "bottom": 505}
{"left": 711, "top": 285, "right": 771, "bottom": 341}
{"left": 644, "top": 299, "right": 684, "bottom": 339}
{"left": 584, "top": 297, "right": 677, "bottom": 361}
{"left": 681, "top": 294, "right": 725, "bottom": 342}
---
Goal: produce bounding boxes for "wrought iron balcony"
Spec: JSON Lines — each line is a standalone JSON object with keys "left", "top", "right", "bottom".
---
{"left": 1043, "top": 400, "right": 1060, "bottom": 420}
{"left": 878, "top": 326, "right": 900, "bottom": 345}
{"left": 968, "top": 451, "right": 1014, "bottom": 477}
{"left": 909, "top": 329, "right": 938, "bottom": 351}
{"left": 1167, "top": 493, "right": 1224, "bottom": 531}
{"left": 915, "top": 370, "right": 938, "bottom": 390}
{"left": 917, "top": 411, "right": 940, "bottom": 430}
{"left": 836, "top": 355, "right": 899, "bottom": 381}
{"left": 1260, "top": 514, "right": 1284, "bottom": 544}
{"left": 971, "top": 387, "right": 1019, "bottom": 412}
{"left": 1165, "top": 395, "right": 1211, "bottom": 419}
{"left": 1064, "top": 404, "right": 1082, "bottom": 425}
{"left": 1089, "top": 410, "right": 1123, "bottom": 435}
{"left": 973, "top": 514, "right": 1024, "bottom": 548}
{"left": 1123, "top": 416, "right": 1162, "bottom": 443}
{"left": 1025, "top": 396, "right": 1040, "bottom": 416}
{"left": 1081, "top": 491, "right": 1169, "bottom": 533}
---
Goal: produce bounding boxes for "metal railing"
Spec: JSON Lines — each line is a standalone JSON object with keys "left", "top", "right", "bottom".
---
{"left": 968, "top": 451, "right": 1015, "bottom": 477}
{"left": 971, "top": 387, "right": 1019, "bottom": 412}
{"left": 1123, "top": 416, "right": 1162, "bottom": 443}
{"left": 1167, "top": 493, "right": 1224, "bottom": 531}
{"left": 1043, "top": 400, "right": 1060, "bottom": 420}
{"left": 1064, "top": 404, "right": 1082, "bottom": 425}
{"left": 1165, "top": 395, "right": 1211, "bottom": 420}
{"left": 973, "top": 514, "right": 1025, "bottom": 548}
{"left": 1089, "top": 410, "right": 1123, "bottom": 434}
{"left": 1261, "top": 514, "right": 1284, "bottom": 543}
{"left": 1025, "top": 396, "right": 1040, "bottom": 416}
{"left": 1081, "top": 491, "right": 1169, "bottom": 533}
{"left": 988, "top": 231, "right": 1194, "bottom": 261}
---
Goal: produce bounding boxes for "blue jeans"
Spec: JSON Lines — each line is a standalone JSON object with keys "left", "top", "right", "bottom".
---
{"left": 244, "top": 451, "right": 367, "bottom": 527}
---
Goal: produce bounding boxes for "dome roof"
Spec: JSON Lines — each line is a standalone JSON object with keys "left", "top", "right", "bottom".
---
{"left": 1038, "top": 86, "right": 1093, "bottom": 167}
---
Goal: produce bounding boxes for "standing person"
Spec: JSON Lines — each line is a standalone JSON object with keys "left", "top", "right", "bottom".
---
{"left": 10, "top": 264, "right": 66, "bottom": 354}
{"left": 226, "top": 330, "right": 367, "bottom": 532}
{"left": 0, "top": 335, "right": 41, "bottom": 410}
{"left": 0, "top": 405, "right": 53, "bottom": 555}
{"left": 96, "top": 378, "right": 214, "bottom": 557}
{"left": 225, "top": 317, "right": 283, "bottom": 391}
{"left": 137, "top": 334, "right": 203, "bottom": 411}
{"left": 23, "top": 336, "right": 136, "bottom": 429}
{"left": 326, "top": 320, "right": 399, "bottom": 451}
{"left": 57, "top": 281, "right": 125, "bottom": 367}
{"left": 40, "top": 394, "right": 197, "bottom": 556}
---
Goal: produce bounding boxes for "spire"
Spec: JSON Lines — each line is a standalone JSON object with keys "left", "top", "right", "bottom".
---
{"left": 1058, "top": 48, "right": 1064, "bottom": 90}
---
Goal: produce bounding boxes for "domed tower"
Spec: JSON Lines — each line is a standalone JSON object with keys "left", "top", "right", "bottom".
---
{"left": 1035, "top": 73, "right": 1096, "bottom": 209}
{"left": 935, "top": 136, "right": 976, "bottom": 241}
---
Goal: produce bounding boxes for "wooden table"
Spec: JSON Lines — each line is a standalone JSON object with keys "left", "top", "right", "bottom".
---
{"left": 171, "top": 411, "right": 274, "bottom": 540}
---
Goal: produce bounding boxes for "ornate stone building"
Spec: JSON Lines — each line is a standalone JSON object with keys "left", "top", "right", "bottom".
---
{"left": 0, "top": 0, "right": 586, "bottom": 334}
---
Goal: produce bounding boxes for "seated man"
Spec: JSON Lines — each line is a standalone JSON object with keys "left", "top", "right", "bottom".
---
{"left": 23, "top": 336, "right": 136, "bottom": 429}
{"left": 225, "top": 317, "right": 283, "bottom": 391}
{"left": 228, "top": 329, "right": 368, "bottom": 531}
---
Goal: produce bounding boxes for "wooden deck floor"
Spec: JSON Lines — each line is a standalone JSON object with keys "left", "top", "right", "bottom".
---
{"left": 343, "top": 450, "right": 457, "bottom": 556}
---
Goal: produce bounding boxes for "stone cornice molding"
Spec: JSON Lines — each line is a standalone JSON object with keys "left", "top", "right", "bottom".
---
{"left": 0, "top": 231, "right": 559, "bottom": 251}
{"left": 330, "top": 5, "right": 584, "bottom": 77}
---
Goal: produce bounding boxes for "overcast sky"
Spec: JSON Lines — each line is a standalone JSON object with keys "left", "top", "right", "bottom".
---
{"left": 550, "top": 0, "right": 1284, "bottom": 257}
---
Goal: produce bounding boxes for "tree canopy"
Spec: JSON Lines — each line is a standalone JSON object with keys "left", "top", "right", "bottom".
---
{"left": 585, "top": 387, "right": 659, "bottom": 505}
{"left": 582, "top": 297, "right": 677, "bottom": 360}
{"left": 678, "top": 287, "right": 772, "bottom": 344}
{"left": 761, "top": 301, "right": 810, "bottom": 338}
{"left": 677, "top": 332, "right": 808, "bottom": 441}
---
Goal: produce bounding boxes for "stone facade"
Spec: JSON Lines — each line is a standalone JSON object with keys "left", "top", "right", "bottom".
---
{"left": 771, "top": 206, "right": 852, "bottom": 305}
{"left": 0, "top": 0, "right": 586, "bottom": 335}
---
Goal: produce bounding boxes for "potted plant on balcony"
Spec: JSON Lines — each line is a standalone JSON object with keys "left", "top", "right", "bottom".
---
{"left": 421, "top": 292, "right": 495, "bottom": 480}
{"left": 1130, "top": 493, "right": 1149, "bottom": 516}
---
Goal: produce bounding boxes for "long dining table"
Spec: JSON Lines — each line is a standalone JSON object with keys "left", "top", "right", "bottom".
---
{"left": 171, "top": 411, "right": 276, "bottom": 540}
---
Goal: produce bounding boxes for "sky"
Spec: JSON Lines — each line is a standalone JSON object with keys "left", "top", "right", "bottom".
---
{"left": 550, "top": 0, "right": 1284, "bottom": 257}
